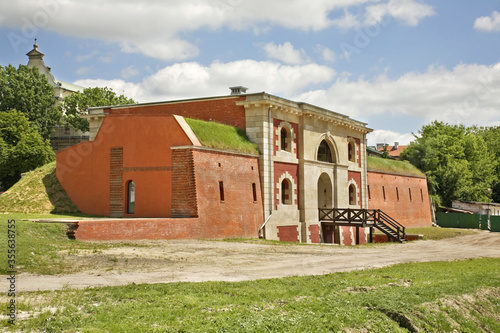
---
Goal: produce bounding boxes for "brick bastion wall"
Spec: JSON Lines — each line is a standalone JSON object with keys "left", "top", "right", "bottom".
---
{"left": 68, "top": 218, "right": 223, "bottom": 241}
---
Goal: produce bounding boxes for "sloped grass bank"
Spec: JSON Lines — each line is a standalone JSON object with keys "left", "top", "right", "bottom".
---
{"left": 186, "top": 118, "right": 259, "bottom": 154}
{"left": 2, "top": 258, "right": 499, "bottom": 332}
{"left": 0, "top": 162, "right": 80, "bottom": 214}
{"left": 367, "top": 156, "right": 425, "bottom": 177}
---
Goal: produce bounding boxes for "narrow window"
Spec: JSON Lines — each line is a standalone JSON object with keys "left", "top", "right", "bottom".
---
{"left": 317, "top": 140, "right": 333, "bottom": 163}
{"left": 349, "top": 184, "right": 356, "bottom": 205}
{"left": 409, "top": 188, "right": 412, "bottom": 202}
{"left": 396, "top": 187, "right": 399, "bottom": 201}
{"left": 348, "top": 141, "right": 355, "bottom": 162}
{"left": 252, "top": 183, "right": 257, "bottom": 202}
{"left": 281, "top": 179, "right": 292, "bottom": 205}
{"left": 420, "top": 188, "right": 424, "bottom": 202}
{"left": 367, "top": 185, "right": 371, "bottom": 200}
{"left": 280, "top": 128, "right": 287, "bottom": 151}
{"left": 219, "top": 181, "right": 225, "bottom": 202}
{"left": 127, "top": 181, "right": 135, "bottom": 214}
{"left": 382, "top": 186, "right": 386, "bottom": 201}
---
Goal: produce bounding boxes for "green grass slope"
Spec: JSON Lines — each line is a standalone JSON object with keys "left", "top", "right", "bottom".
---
{"left": 186, "top": 118, "right": 259, "bottom": 154}
{"left": 367, "top": 156, "right": 425, "bottom": 177}
{"left": 0, "top": 162, "right": 80, "bottom": 214}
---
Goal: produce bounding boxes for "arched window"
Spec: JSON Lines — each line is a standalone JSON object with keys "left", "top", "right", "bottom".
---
{"left": 348, "top": 141, "right": 356, "bottom": 162}
{"left": 317, "top": 140, "right": 333, "bottom": 163}
{"left": 349, "top": 184, "right": 356, "bottom": 206}
{"left": 127, "top": 181, "right": 135, "bottom": 214}
{"left": 281, "top": 179, "right": 292, "bottom": 205}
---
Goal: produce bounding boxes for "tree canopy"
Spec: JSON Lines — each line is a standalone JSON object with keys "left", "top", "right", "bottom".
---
{"left": 400, "top": 121, "right": 497, "bottom": 207}
{"left": 60, "top": 87, "right": 136, "bottom": 132}
{"left": 0, "top": 64, "right": 61, "bottom": 140}
{"left": 0, "top": 110, "right": 55, "bottom": 190}
{"left": 475, "top": 126, "right": 500, "bottom": 203}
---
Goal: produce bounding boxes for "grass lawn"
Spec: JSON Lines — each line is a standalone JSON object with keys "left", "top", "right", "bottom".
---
{"left": 1, "top": 258, "right": 499, "bottom": 332}
{"left": 0, "top": 214, "right": 148, "bottom": 275}
{"left": 1, "top": 214, "right": 498, "bottom": 331}
{"left": 406, "top": 226, "right": 478, "bottom": 240}
{"left": 0, "top": 214, "right": 483, "bottom": 275}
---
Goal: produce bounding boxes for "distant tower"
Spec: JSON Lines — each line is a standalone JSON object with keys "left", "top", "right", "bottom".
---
{"left": 25, "top": 40, "right": 88, "bottom": 151}
{"left": 26, "top": 39, "right": 58, "bottom": 89}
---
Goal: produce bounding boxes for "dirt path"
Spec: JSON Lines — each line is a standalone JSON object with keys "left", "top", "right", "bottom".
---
{"left": 6, "top": 232, "right": 500, "bottom": 292}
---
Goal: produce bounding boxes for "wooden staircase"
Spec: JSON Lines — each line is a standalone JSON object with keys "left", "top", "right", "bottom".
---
{"left": 319, "top": 208, "right": 406, "bottom": 243}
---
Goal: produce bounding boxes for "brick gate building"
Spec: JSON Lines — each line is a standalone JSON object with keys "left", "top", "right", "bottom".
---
{"left": 57, "top": 88, "right": 431, "bottom": 243}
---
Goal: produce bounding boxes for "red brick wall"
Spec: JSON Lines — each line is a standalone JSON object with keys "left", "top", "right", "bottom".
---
{"left": 273, "top": 118, "right": 299, "bottom": 158}
{"left": 348, "top": 171, "right": 362, "bottom": 207}
{"left": 367, "top": 171, "right": 432, "bottom": 227}
{"left": 109, "top": 96, "right": 247, "bottom": 129}
{"left": 171, "top": 149, "right": 198, "bottom": 218}
{"left": 309, "top": 225, "right": 321, "bottom": 243}
{"left": 192, "top": 149, "right": 264, "bottom": 238}
{"left": 277, "top": 225, "right": 299, "bottom": 242}
{"left": 57, "top": 115, "right": 193, "bottom": 217}
{"left": 72, "top": 218, "right": 203, "bottom": 240}
{"left": 340, "top": 226, "right": 367, "bottom": 245}
{"left": 274, "top": 162, "right": 299, "bottom": 209}
{"left": 71, "top": 149, "right": 264, "bottom": 241}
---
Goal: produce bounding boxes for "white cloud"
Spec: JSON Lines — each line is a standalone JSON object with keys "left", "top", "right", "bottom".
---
{"left": 75, "top": 78, "right": 145, "bottom": 102}
{"left": 296, "top": 62, "right": 500, "bottom": 128}
{"left": 75, "top": 59, "right": 336, "bottom": 102}
{"left": 474, "top": 11, "right": 500, "bottom": 32}
{"left": 75, "top": 50, "right": 99, "bottom": 62}
{"left": 0, "top": 0, "right": 432, "bottom": 61}
{"left": 75, "top": 59, "right": 500, "bottom": 131}
{"left": 332, "top": 10, "right": 362, "bottom": 29}
{"left": 332, "top": 0, "right": 435, "bottom": 29}
{"left": 367, "top": 130, "right": 415, "bottom": 146}
{"left": 263, "top": 42, "right": 308, "bottom": 65}
{"left": 365, "top": 0, "right": 435, "bottom": 26}
{"left": 316, "top": 45, "right": 336, "bottom": 63}
{"left": 121, "top": 66, "right": 140, "bottom": 79}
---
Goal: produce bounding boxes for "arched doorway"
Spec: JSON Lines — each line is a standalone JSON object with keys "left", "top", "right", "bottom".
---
{"left": 317, "top": 173, "right": 333, "bottom": 209}
{"left": 318, "top": 173, "right": 337, "bottom": 244}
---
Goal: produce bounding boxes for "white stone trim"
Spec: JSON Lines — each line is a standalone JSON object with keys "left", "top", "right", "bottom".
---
{"left": 348, "top": 179, "right": 359, "bottom": 206}
{"left": 276, "top": 172, "right": 297, "bottom": 206}
{"left": 314, "top": 132, "right": 339, "bottom": 163}
{"left": 347, "top": 137, "right": 358, "bottom": 164}
{"left": 275, "top": 121, "right": 296, "bottom": 154}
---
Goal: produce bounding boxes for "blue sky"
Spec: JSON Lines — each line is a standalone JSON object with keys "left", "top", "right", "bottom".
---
{"left": 1, "top": 0, "right": 499, "bottom": 146}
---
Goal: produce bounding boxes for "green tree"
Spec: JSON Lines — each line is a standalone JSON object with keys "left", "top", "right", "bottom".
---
{"left": 400, "top": 121, "right": 496, "bottom": 207}
{"left": 0, "top": 64, "right": 61, "bottom": 139}
{"left": 60, "top": 87, "right": 136, "bottom": 132}
{"left": 0, "top": 110, "right": 55, "bottom": 190}
{"left": 475, "top": 126, "right": 500, "bottom": 203}
{"left": 380, "top": 144, "right": 390, "bottom": 159}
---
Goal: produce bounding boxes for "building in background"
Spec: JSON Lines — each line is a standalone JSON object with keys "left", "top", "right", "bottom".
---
{"left": 26, "top": 41, "right": 89, "bottom": 151}
{"left": 377, "top": 142, "right": 408, "bottom": 160}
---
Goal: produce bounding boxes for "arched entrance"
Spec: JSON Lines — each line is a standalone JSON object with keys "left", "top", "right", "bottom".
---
{"left": 318, "top": 173, "right": 338, "bottom": 244}
{"left": 317, "top": 173, "right": 333, "bottom": 209}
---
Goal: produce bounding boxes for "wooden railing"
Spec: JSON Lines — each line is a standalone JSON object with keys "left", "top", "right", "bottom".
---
{"left": 319, "top": 208, "right": 406, "bottom": 243}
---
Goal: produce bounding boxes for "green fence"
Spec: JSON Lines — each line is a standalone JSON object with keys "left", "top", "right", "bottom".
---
{"left": 436, "top": 212, "right": 479, "bottom": 229}
{"left": 437, "top": 212, "right": 500, "bottom": 232}
{"left": 491, "top": 216, "right": 500, "bottom": 232}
